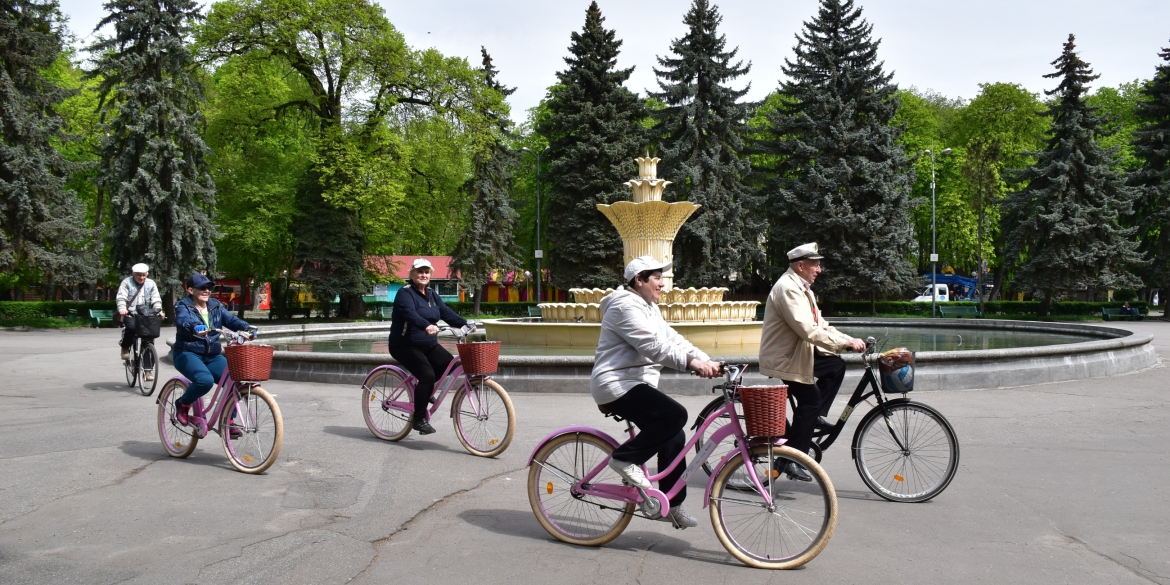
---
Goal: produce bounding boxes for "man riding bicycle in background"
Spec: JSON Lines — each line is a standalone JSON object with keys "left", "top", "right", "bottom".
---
{"left": 759, "top": 243, "right": 865, "bottom": 481}
{"left": 116, "top": 263, "right": 164, "bottom": 380}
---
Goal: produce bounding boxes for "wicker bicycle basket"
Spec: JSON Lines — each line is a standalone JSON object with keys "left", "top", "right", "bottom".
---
{"left": 224, "top": 344, "right": 274, "bottom": 382}
{"left": 738, "top": 385, "right": 788, "bottom": 438}
{"left": 456, "top": 341, "right": 501, "bottom": 376}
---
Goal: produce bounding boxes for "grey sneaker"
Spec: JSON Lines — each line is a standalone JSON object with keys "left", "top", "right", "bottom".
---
{"left": 121, "top": 349, "right": 131, "bottom": 361}
{"left": 143, "top": 371, "right": 154, "bottom": 382}
{"left": 659, "top": 505, "right": 699, "bottom": 529}
{"left": 608, "top": 458, "right": 652, "bottom": 490}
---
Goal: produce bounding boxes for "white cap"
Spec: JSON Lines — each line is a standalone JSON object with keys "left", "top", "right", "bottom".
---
{"left": 411, "top": 258, "right": 433, "bottom": 270}
{"left": 624, "top": 255, "right": 672, "bottom": 281}
{"left": 787, "top": 243, "right": 824, "bottom": 262}
{"left": 131, "top": 263, "right": 150, "bottom": 274}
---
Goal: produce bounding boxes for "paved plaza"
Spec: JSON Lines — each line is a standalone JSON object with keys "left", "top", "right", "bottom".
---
{"left": 1, "top": 323, "right": 1168, "bottom": 584}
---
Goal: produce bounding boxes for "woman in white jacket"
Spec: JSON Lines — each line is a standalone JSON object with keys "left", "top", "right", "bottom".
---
{"left": 591, "top": 256, "right": 722, "bottom": 529}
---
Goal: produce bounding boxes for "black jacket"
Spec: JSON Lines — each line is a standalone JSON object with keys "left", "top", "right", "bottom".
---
{"left": 387, "top": 285, "right": 467, "bottom": 347}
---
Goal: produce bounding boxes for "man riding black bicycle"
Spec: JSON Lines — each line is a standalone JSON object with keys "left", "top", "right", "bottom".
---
{"left": 759, "top": 243, "right": 865, "bottom": 481}
{"left": 116, "top": 263, "right": 164, "bottom": 381}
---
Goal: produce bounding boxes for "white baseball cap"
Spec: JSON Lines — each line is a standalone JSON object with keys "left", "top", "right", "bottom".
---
{"left": 624, "top": 255, "right": 672, "bottom": 281}
{"left": 411, "top": 258, "right": 433, "bottom": 270}
{"left": 131, "top": 263, "right": 150, "bottom": 274}
{"left": 787, "top": 243, "right": 824, "bottom": 262}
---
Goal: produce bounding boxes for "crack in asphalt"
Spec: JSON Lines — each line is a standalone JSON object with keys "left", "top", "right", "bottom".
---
{"left": 632, "top": 540, "right": 659, "bottom": 584}
{"left": 347, "top": 464, "right": 527, "bottom": 583}
{"left": 0, "top": 458, "right": 161, "bottom": 527}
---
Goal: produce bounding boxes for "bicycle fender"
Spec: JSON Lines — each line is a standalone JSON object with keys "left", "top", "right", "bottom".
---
{"left": 702, "top": 438, "right": 786, "bottom": 509}
{"left": 155, "top": 375, "right": 192, "bottom": 405}
{"left": 527, "top": 427, "right": 621, "bottom": 466}
{"left": 849, "top": 397, "right": 913, "bottom": 460}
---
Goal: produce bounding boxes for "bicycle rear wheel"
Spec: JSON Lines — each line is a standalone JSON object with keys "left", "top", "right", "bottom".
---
{"left": 221, "top": 384, "right": 283, "bottom": 474}
{"left": 362, "top": 368, "right": 413, "bottom": 441}
{"left": 854, "top": 400, "right": 959, "bottom": 503}
{"left": 452, "top": 378, "right": 515, "bottom": 457}
{"left": 124, "top": 339, "right": 137, "bottom": 387}
{"left": 138, "top": 343, "right": 158, "bottom": 396}
{"left": 157, "top": 379, "right": 198, "bottom": 458}
{"left": 710, "top": 444, "right": 837, "bottom": 570}
{"left": 528, "top": 433, "right": 634, "bottom": 547}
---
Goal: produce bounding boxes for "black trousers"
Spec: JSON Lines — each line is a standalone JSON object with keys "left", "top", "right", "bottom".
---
{"left": 119, "top": 317, "right": 153, "bottom": 350}
{"left": 604, "top": 384, "right": 689, "bottom": 507}
{"left": 782, "top": 353, "right": 847, "bottom": 457}
{"left": 388, "top": 343, "right": 454, "bottom": 421}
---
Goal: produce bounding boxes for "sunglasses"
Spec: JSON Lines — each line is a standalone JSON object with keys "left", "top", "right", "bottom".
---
{"left": 193, "top": 285, "right": 212, "bottom": 291}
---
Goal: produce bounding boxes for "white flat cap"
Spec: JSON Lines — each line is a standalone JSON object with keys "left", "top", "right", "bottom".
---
{"left": 624, "top": 255, "right": 672, "bottom": 281}
{"left": 131, "top": 263, "right": 150, "bottom": 273}
{"left": 787, "top": 243, "right": 824, "bottom": 262}
{"left": 411, "top": 258, "right": 433, "bottom": 270}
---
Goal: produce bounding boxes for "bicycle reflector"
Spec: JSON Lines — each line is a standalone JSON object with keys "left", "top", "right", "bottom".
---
{"left": 879, "top": 348, "right": 915, "bottom": 393}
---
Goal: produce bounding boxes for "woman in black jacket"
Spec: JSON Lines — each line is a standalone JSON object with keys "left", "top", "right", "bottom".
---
{"left": 388, "top": 258, "right": 470, "bottom": 435}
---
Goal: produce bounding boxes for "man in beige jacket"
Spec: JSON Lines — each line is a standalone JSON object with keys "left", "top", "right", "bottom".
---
{"left": 760, "top": 243, "right": 865, "bottom": 480}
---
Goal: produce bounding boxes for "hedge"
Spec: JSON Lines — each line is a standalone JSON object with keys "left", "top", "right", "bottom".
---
{"left": 0, "top": 301, "right": 116, "bottom": 321}
{"left": 827, "top": 300, "right": 1149, "bottom": 317}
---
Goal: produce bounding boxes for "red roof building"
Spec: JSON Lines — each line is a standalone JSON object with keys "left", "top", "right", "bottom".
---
{"left": 365, "top": 256, "right": 458, "bottom": 280}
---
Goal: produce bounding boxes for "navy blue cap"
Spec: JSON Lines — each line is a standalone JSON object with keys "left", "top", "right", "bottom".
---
{"left": 186, "top": 273, "right": 213, "bottom": 289}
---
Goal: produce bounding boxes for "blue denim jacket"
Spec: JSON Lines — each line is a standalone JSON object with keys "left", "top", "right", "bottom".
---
{"left": 172, "top": 297, "right": 251, "bottom": 357}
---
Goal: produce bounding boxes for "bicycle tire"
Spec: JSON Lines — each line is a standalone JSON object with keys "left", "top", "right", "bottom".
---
{"left": 452, "top": 378, "right": 515, "bottom": 457}
{"left": 710, "top": 444, "right": 837, "bottom": 570}
{"left": 853, "top": 399, "right": 959, "bottom": 503}
{"left": 221, "top": 385, "right": 283, "bottom": 474}
{"left": 362, "top": 368, "right": 413, "bottom": 441}
{"left": 138, "top": 343, "right": 158, "bottom": 396}
{"left": 528, "top": 433, "right": 634, "bottom": 546}
{"left": 124, "top": 339, "right": 137, "bottom": 387}
{"left": 157, "top": 379, "right": 198, "bottom": 458}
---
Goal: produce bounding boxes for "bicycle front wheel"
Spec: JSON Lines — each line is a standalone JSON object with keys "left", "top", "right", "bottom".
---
{"left": 138, "top": 343, "right": 158, "bottom": 396}
{"left": 157, "top": 379, "right": 198, "bottom": 458}
{"left": 528, "top": 433, "right": 634, "bottom": 547}
{"left": 221, "top": 385, "right": 283, "bottom": 474}
{"left": 694, "top": 396, "right": 743, "bottom": 476}
{"left": 362, "top": 368, "right": 413, "bottom": 441}
{"left": 710, "top": 444, "right": 837, "bottom": 570}
{"left": 854, "top": 400, "right": 959, "bottom": 503}
{"left": 124, "top": 341, "right": 137, "bottom": 387}
{"left": 452, "top": 378, "right": 515, "bottom": 457}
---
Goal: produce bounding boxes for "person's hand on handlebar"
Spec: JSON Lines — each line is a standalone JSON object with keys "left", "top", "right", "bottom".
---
{"left": 425, "top": 324, "right": 439, "bottom": 335}
{"left": 689, "top": 358, "right": 722, "bottom": 378}
{"left": 845, "top": 338, "right": 867, "bottom": 352}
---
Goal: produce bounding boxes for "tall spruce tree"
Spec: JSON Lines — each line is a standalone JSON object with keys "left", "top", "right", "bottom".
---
{"left": 1002, "top": 35, "right": 1144, "bottom": 316}
{"left": 1130, "top": 43, "right": 1170, "bottom": 300}
{"left": 537, "top": 1, "right": 647, "bottom": 289}
{"left": 0, "top": 0, "right": 98, "bottom": 294}
{"left": 650, "top": 0, "right": 762, "bottom": 290}
{"left": 450, "top": 48, "right": 522, "bottom": 315}
{"left": 757, "top": 0, "right": 916, "bottom": 307}
{"left": 89, "top": 0, "right": 217, "bottom": 301}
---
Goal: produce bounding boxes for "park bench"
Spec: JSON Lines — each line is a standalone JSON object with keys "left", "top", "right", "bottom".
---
{"left": 380, "top": 306, "right": 394, "bottom": 320}
{"left": 1102, "top": 306, "right": 1146, "bottom": 321}
{"left": 527, "top": 305, "right": 542, "bottom": 318}
{"left": 89, "top": 309, "right": 115, "bottom": 328}
{"left": 268, "top": 307, "right": 312, "bottom": 320}
{"left": 939, "top": 305, "right": 982, "bottom": 319}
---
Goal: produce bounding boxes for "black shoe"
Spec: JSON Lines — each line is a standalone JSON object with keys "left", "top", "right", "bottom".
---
{"left": 816, "top": 416, "right": 834, "bottom": 430}
{"left": 412, "top": 419, "right": 437, "bottom": 435}
{"left": 780, "top": 461, "right": 813, "bottom": 482}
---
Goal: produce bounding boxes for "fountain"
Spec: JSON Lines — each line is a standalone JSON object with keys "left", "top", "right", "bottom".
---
{"left": 486, "top": 156, "right": 762, "bottom": 350}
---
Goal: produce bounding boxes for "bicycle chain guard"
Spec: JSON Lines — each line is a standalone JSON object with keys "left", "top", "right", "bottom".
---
{"left": 636, "top": 487, "right": 670, "bottom": 520}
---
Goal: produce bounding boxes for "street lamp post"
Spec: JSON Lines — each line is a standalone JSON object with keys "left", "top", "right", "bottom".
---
{"left": 924, "top": 148, "right": 951, "bottom": 318}
{"left": 521, "top": 147, "right": 550, "bottom": 302}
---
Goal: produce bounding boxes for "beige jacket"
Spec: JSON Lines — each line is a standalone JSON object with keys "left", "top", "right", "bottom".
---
{"left": 759, "top": 268, "right": 853, "bottom": 384}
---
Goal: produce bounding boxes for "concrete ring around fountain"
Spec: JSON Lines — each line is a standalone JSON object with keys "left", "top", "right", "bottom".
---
{"left": 165, "top": 318, "right": 1158, "bottom": 395}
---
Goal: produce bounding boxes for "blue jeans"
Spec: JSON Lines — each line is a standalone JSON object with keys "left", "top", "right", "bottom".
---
{"left": 173, "top": 350, "right": 228, "bottom": 406}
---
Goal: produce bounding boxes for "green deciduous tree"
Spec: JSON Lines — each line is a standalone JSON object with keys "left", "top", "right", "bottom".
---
{"left": 650, "top": 0, "right": 762, "bottom": 290}
{"left": 1002, "top": 35, "right": 1144, "bottom": 315}
{"left": 757, "top": 0, "right": 916, "bottom": 309}
{"left": 0, "top": 0, "right": 98, "bottom": 296}
{"left": 90, "top": 0, "right": 218, "bottom": 303}
{"left": 537, "top": 1, "right": 648, "bottom": 289}
{"left": 1130, "top": 43, "right": 1170, "bottom": 298}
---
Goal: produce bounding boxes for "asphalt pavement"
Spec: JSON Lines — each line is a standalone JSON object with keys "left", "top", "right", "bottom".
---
{"left": 1, "top": 322, "right": 1168, "bottom": 584}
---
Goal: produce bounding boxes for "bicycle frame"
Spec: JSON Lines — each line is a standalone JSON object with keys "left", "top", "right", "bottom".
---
{"left": 159, "top": 366, "right": 246, "bottom": 439}
{"left": 811, "top": 347, "right": 907, "bottom": 456}
{"left": 361, "top": 357, "right": 494, "bottom": 421}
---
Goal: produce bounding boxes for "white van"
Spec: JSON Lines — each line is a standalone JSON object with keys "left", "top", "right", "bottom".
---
{"left": 912, "top": 284, "right": 950, "bottom": 303}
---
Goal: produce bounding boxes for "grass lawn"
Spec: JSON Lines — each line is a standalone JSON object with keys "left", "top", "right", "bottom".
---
{"left": 0, "top": 317, "right": 92, "bottom": 329}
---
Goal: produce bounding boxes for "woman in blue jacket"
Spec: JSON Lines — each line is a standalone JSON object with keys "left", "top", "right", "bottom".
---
{"left": 388, "top": 258, "right": 470, "bottom": 435}
{"left": 172, "top": 273, "right": 253, "bottom": 425}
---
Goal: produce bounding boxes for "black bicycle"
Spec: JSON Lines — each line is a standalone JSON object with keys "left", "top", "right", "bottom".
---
{"left": 693, "top": 336, "right": 960, "bottom": 503}
{"left": 124, "top": 333, "right": 158, "bottom": 396}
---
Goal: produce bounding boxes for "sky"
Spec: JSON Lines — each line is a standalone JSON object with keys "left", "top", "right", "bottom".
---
{"left": 57, "top": 0, "right": 1170, "bottom": 117}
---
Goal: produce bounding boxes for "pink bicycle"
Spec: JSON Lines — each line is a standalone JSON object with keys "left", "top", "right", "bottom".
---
{"left": 156, "top": 328, "right": 284, "bottom": 474}
{"left": 360, "top": 327, "right": 515, "bottom": 457}
{"left": 527, "top": 364, "right": 838, "bottom": 570}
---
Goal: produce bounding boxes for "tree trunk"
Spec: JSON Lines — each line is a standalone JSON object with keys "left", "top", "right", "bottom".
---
{"left": 473, "top": 290, "right": 482, "bottom": 317}
{"left": 339, "top": 292, "right": 365, "bottom": 319}
{"left": 870, "top": 290, "right": 877, "bottom": 316}
{"left": 162, "top": 291, "right": 174, "bottom": 324}
{"left": 992, "top": 267, "right": 1004, "bottom": 301}
{"left": 1038, "top": 292, "right": 1052, "bottom": 317}
{"left": 238, "top": 275, "right": 252, "bottom": 319}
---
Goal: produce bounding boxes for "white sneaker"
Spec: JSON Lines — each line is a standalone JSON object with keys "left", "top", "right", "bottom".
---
{"left": 660, "top": 506, "right": 699, "bottom": 529}
{"left": 608, "top": 458, "right": 652, "bottom": 490}
{"left": 121, "top": 349, "right": 130, "bottom": 361}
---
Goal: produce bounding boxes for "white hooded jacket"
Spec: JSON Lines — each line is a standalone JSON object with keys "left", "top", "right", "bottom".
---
{"left": 590, "top": 287, "right": 711, "bottom": 405}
